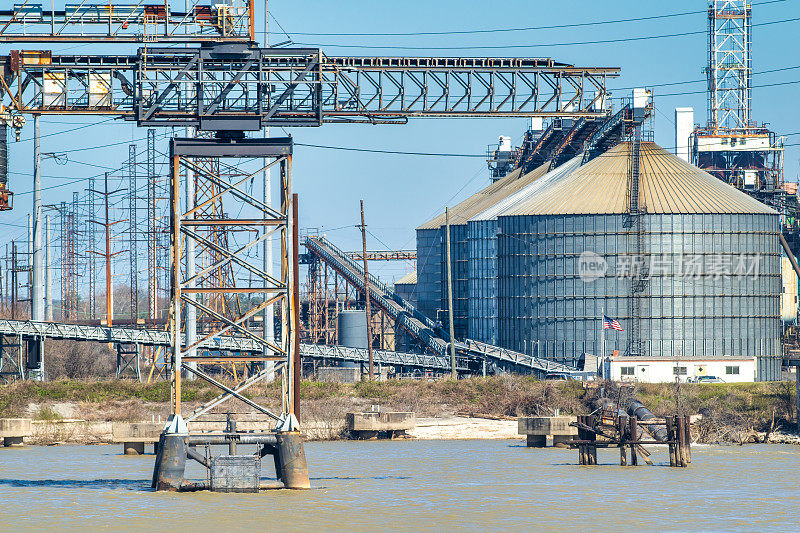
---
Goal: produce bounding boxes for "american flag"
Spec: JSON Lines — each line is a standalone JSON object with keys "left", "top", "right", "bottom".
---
{"left": 603, "top": 315, "right": 623, "bottom": 331}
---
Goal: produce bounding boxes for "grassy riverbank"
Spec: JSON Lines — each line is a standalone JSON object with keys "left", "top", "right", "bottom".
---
{"left": 1, "top": 376, "right": 796, "bottom": 443}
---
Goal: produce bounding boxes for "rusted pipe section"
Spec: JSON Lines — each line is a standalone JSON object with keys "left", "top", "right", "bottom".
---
{"left": 594, "top": 397, "right": 668, "bottom": 442}
{"left": 627, "top": 399, "right": 668, "bottom": 442}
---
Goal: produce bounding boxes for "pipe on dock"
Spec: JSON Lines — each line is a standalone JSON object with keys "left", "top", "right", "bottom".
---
{"left": 626, "top": 399, "right": 668, "bottom": 442}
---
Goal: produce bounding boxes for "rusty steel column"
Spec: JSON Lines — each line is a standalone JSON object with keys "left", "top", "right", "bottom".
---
{"left": 170, "top": 152, "right": 182, "bottom": 416}
{"left": 292, "top": 192, "right": 301, "bottom": 420}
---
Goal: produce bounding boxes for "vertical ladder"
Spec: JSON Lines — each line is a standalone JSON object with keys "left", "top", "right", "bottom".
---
{"left": 626, "top": 126, "right": 647, "bottom": 357}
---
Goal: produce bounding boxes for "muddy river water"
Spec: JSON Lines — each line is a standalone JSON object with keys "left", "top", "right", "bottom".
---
{"left": 1, "top": 440, "right": 798, "bottom": 531}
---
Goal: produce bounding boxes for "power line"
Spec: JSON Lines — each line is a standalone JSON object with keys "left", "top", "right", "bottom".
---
{"left": 295, "top": 142, "right": 484, "bottom": 158}
{"left": 15, "top": 117, "right": 119, "bottom": 144}
{"left": 296, "top": 134, "right": 800, "bottom": 161}
{"left": 613, "top": 65, "right": 800, "bottom": 91}
{"left": 657, "top": 78, "right": 800, "bottom": 97}
{"left": 294, "top": 16, "right": 798, "bottom": 51}
{"left": 263, "top": 0, "right": 787, "bottom": 37}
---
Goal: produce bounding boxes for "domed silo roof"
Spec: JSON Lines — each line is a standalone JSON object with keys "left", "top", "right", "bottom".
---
{"left": 501, "top": 142, "right": 776, "bottom": 216}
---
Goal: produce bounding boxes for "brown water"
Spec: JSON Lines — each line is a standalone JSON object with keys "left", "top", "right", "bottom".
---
{"left": 0, "top": 440, "right": 798, "bottom": 532}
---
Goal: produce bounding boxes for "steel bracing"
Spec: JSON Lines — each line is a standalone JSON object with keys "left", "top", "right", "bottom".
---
{"left": 0, "top": 47, "right": 619, "bottom": 129}
{"left": 169, "top": 136, "right": 296, "bottom": 416}
{"left": 0, "top": 1, "right": 254, "bottom": 43}
{"left": 692, "top": 1, "right": 784, "bottom": 201}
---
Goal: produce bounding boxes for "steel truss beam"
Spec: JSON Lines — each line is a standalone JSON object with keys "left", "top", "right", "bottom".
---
{"left": 0, "top": 1, "right": 253, "bottom": 43}
{"left": 345, "top": 250, "right": 416, "bottom": 261}
{"left": 0, "top": 46, "right": 620, "bottom": 128}
{"left": 0, "top": 318, "right": 465, "bottom": 371}
{"left": 170, "top": 135, "right": 295, "bottom": 419}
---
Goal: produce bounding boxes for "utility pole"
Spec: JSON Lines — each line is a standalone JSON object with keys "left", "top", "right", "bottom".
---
{"left": 31, "top": 115, "right": 43, "bottom": 321}
{"left": 10, "top": 241, "right": 16, "bottom": 320}
{"left": 45, "top": 214, "right": 52, "bottom": 320}
{"left": 89, "top": 172, "right": 126, "bottom": 327}
{"left": 359, "top": 200, "right": 374, "bottom": 381}
{"left": 445, "top": 207, "right": 457, "bottom": 379}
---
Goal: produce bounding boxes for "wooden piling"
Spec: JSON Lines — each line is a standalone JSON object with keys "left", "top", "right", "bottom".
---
{"left": 677, "top": 415, "right": 689, "bottom": 467}
{"left": 587, "top": 416, "right": 597, "bottom": 465}
{"left": 618, "top": 417, "right": 627, "bottom": 466}
{"left": 629, "top": 416, "right": 638, "bottom": 466}
{"left": 578, "top": 415, "right": 586, "bottom": 465}
{"left": 666, "top": 417, "right": 677, "bottom": 467}
{"left": 683, "top": 414, "right": 692, "bottom": 464}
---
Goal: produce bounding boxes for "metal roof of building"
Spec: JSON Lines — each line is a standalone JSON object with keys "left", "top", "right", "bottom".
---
{"left": 417, "top": 161, "right": 551, "bottom": 230}
{"left": 470, "top": 155, "right": 583, "bottom": 222}
{"left": 394, "top": 270, "right": 417, "bottom": 285}
{"left": 500, "top": 142, "right": 777, "bottom": 216}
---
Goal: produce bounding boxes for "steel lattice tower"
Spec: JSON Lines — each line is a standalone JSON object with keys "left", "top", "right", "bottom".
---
{"left": 706, "top": 0, "right": 752, "bottom": 132}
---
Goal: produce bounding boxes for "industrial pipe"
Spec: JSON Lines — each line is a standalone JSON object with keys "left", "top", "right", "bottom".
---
{"left": 187, "top": 434, "right": 278, "bottom": 446}
{"left": 626, "top": 399, "right": 668, "bottom": 442}
{"left": 595, "top": 397, "right": 668, "bottom": 442}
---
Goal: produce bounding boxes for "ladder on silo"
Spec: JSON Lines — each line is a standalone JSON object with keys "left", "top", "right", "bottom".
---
{"left": 626, "top": 126, "right": 647, "bottom": 357}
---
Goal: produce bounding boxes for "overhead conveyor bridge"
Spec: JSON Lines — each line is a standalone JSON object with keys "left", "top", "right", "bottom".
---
{"left": 303, "top": 236, "right": 579, "bottom": 376}
{"left": 0, "top": 319, "right": 457, "bottom": 372}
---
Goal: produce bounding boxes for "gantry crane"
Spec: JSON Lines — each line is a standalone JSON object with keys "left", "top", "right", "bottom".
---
{"left": 0, "top": 1, "right": 620, "bottom": 491}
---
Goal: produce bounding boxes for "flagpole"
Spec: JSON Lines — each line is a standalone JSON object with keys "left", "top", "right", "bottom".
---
{"left": 600, "top": 306, "right": 605, "bottom": 379}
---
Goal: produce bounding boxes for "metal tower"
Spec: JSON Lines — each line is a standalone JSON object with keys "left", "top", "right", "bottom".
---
{"left": 692, "top": 0, "right": 784, "bottom": 202}
{"left": 706, "top": 0, "right": 752, "bottom": 132}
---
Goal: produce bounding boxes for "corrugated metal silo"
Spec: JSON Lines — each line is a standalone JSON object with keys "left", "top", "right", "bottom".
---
{"left": 496, "top": 142, "right": 781, "bottom": 380}
{"left": 467, "top": 156, "right": 582, "bottom": 344}
{"left": 416, "top": 163, "right": 550, "bottom": 336}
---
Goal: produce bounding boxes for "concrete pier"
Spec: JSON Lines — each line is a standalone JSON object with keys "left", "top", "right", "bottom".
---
{"left": 518, "top": 416, "right": 577, "bottom": 447}
{"left": 346, "top": 412, "right": 415, "bottom": 439}
{"left": 0, "top": 418, "right": 33, "bottom": 447}
{"left": 112, "top": 422, "right": 162, "bottom": 455}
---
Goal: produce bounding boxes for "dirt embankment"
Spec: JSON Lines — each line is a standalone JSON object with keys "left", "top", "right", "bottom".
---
{"left": 1, "top": 377, "right": 797, "bottom": 444}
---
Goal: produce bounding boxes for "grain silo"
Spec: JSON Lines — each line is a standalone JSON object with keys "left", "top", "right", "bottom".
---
{"left": 416, "top": 162, "right": 550, "bottom": 337}
{"left": 467, "top": 156, "right": 583, "bottom": 345}
{"left": 495, "top": 142, "right": 781, "bottom": 380}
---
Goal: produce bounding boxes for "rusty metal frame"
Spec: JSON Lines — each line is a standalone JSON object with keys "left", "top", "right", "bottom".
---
{"left": 169, "top": 135, "right": 296, "bottom": 422}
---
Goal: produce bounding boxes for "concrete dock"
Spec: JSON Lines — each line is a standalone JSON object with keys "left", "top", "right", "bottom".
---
{"left": 0, "top": 418, "right": 33, "bottom": 446}
{"left": 518, "top": 416, "right": 578, "bottom": 447}
{"left": 346, "top": 412, "right": 415, "bottom": 439}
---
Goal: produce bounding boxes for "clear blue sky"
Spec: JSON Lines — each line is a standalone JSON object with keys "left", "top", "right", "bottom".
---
{"left": 1, "top": 0, "right": 798, "bottom": 283}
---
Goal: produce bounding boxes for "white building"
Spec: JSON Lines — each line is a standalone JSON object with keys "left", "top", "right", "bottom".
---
{"left": 608, "top": 356, "right": 756, "bottom": 383}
